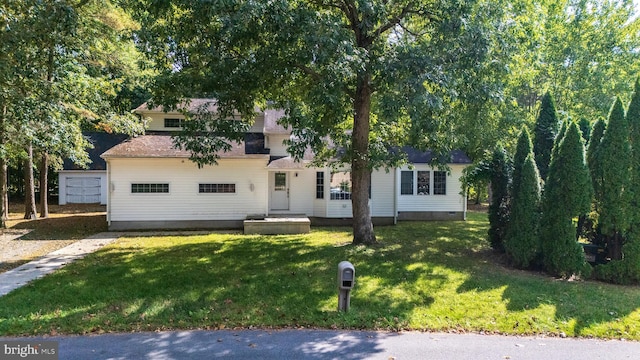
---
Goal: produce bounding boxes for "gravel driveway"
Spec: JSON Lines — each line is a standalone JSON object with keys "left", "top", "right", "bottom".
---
{"left": 0, "top": 229, "right": 78, "bottom": 273}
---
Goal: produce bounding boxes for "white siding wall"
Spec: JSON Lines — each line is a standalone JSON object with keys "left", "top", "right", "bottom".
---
{"left": 266, "top": 134, "right": 290, "bottom": 156}
{"left": 286, "top": 169, "right": 316, "bottom": 215}
{"left": 327, "top": 200, "right": 353, "bottom": 218}
{"left": 107, "top": 158, "right": 269, "bottom": 221}
{"left": 370, "top": 169, "right": 395, "bottom": 217}
{"left": 144, "top": 113, "right": 264, "bottom": 133}
{"left": 145, "top": 113, "right": 183, "bottom": 132}
{"left": 396, "top": 164, "right": 466, "bottom": 212}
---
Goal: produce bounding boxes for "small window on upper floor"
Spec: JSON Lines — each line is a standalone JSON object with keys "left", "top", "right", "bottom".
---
{"left": 164, "top": 118, "right": 183, "bottom": 129}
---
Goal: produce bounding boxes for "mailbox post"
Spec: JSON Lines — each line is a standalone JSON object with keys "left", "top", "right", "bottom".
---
{"left": 337, "top": 261, "right": 355, "bottom": 312}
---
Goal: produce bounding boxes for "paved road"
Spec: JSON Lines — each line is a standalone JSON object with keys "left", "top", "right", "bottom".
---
{"left": 2, "top": 329, "right": 639, "bottom": 360}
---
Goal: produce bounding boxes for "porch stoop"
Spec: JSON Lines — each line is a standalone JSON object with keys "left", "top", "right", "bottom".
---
{"left": 243, "top": 216, "right": 311, "bottom": 235}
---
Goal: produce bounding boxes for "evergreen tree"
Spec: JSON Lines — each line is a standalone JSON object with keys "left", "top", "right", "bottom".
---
{"left": 586, "top": 119, "right": 606, "bottom": 210}
{"left": 533, "top": 92, "right": 560, "bottom": 181}
{"left": 628, "top": 78, "right": 640, "bottom": 230}
{"left": 597, "top": 98, "right": 631, "bottom": 261}
{"left": 597, "top": 80, "right": 640, "bottom": 284}
{"left": 540, "top": 122, "right": 592, "bottom": 277}
{"left": 488, "top": 146, "right": 511, "bottom": 252}
{"left": 511, "top": 127, "right": 534, "bottom": 196}
{"left": 504, "top": 146, "right": 541, "bottom": 268}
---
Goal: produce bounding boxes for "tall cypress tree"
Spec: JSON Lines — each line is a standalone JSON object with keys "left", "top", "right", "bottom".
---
{"left": 586, "top": 119, "right": 606, "bottom": 210}
{"left": 540, "top": 122, "right": 592, "bottom": 277}
{"left": 597, "top": 98, "right": 631, "bottom": 261}
{"left": 511, "top": 127, "right": 534, "bottom": 196}
{"left": 504, "top": 137, "right": 541, "bottom": 268}
{"left": 628, "top": 78, "right": 640, "bottom": 230}
{"left": 534, "top": 92, "right": 560, "bottom": 181}
{"left": 597, "top": 80, "right": 640, "bottom": 284}
{"left": 488, "top": 146, "right": 511, "bottom": 252}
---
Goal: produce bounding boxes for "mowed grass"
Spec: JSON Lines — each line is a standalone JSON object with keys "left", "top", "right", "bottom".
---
{"left": 1, "top": 212, "right": 639, "bottom": 339}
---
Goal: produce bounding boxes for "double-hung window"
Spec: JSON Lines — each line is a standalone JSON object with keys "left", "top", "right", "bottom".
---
{"left": 316, "top": 172, "right": 324, "bottom": 199}
{"left": 433, "top": 171, "right": 447, "bottom": 195}
{"left": 400, "top": 171, "right": 413, "bottom": 195}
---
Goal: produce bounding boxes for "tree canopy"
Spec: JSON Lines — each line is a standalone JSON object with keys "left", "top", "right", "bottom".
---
{"left": 0, "top": 0, "right": 148, "bottom": 221}
{"left": 132, "top": 0, "right": 500, "bottom": 244}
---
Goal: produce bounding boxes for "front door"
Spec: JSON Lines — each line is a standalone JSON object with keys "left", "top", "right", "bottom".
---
{"left": 271, "top": 172, "right": 289, "bottom": 210}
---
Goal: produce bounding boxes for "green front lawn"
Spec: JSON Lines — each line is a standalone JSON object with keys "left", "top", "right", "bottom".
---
{"left": 1, "top": 212, "right": 639, "bottom": 339}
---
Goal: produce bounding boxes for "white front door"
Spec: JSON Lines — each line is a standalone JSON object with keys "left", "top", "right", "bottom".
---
{"left": 271, "top": 172, "right": 289, "bottom": 210}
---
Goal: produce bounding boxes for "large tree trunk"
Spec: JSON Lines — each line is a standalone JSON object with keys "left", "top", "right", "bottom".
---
{"left": 608, "top": 231, "right": 624, "bottom": 261}
{"left": 0, "top": 158, "right": 6, "bottom": 227}
{"left": 39, "top": 152, "right": 49, "bottom": 218}
{"left": 0, "top": 103, "right": 6, "bottom": 227}
{"left": 351, "top": 73, "right": 376, "bottom": 245}
{"left": 23, "top": 142, "right": 37, "bottom": 220}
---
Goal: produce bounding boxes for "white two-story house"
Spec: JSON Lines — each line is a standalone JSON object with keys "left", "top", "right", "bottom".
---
{"left": 100, "top": 99, "right": 471, "bottom": 230}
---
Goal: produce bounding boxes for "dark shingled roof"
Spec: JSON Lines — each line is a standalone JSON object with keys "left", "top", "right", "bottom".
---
{"left": 63, "top": 132, "right": 129, "bottom": 170}
{"left": 101, "top": 133, "right": 270, "bottom": 159}
{"left": 399, "top": 147, "right": 472, "bottom": 164}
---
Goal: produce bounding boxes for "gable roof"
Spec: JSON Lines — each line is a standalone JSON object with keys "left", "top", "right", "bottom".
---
{"left": 263, "top": 109, "right": 289, "bottom": 134}
{"left": 63, "top": 132, "right": 129, "bottom": 170}
{"left": 101, "top": 133, "right": 270, "bottom": 159}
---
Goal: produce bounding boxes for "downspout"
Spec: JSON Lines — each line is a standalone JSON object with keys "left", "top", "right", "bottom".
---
{"left": 106, "top": 159, "right": 111, "bottom": 227}
{"left": 463, "top": 169, "right": 468, "bottom": 220}
{"left": 393, "top": 167, "right": 398, "bottom": 225}
{"left": 265, "top": 168, "right": 270, "bottom": 217}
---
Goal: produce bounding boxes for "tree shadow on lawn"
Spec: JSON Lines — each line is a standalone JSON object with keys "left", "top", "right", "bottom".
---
{"left": 456, "top": 264, "right": 640, "bottom": 338}
{"left": 0, "top": 232, "right": 444, "bottom": 337}
{"left": 9, "top": 214, "right": 107, "bottom": 240}
{"left": 3, "top": 216, "right": 636, "bottom": 339}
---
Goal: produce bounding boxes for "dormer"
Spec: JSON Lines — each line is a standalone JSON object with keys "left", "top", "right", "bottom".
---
{"left": 133, "top": 99, "right": 266, "bottom": 133}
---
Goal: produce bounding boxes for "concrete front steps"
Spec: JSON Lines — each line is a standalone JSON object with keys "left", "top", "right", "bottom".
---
{"left": 243, "top": 215, "right": 310, "bottom": 235}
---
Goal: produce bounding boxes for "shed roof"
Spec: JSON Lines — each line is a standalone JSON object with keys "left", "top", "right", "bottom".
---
{"left": 63, "top": 132, "right": 129, "bottom": 170}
